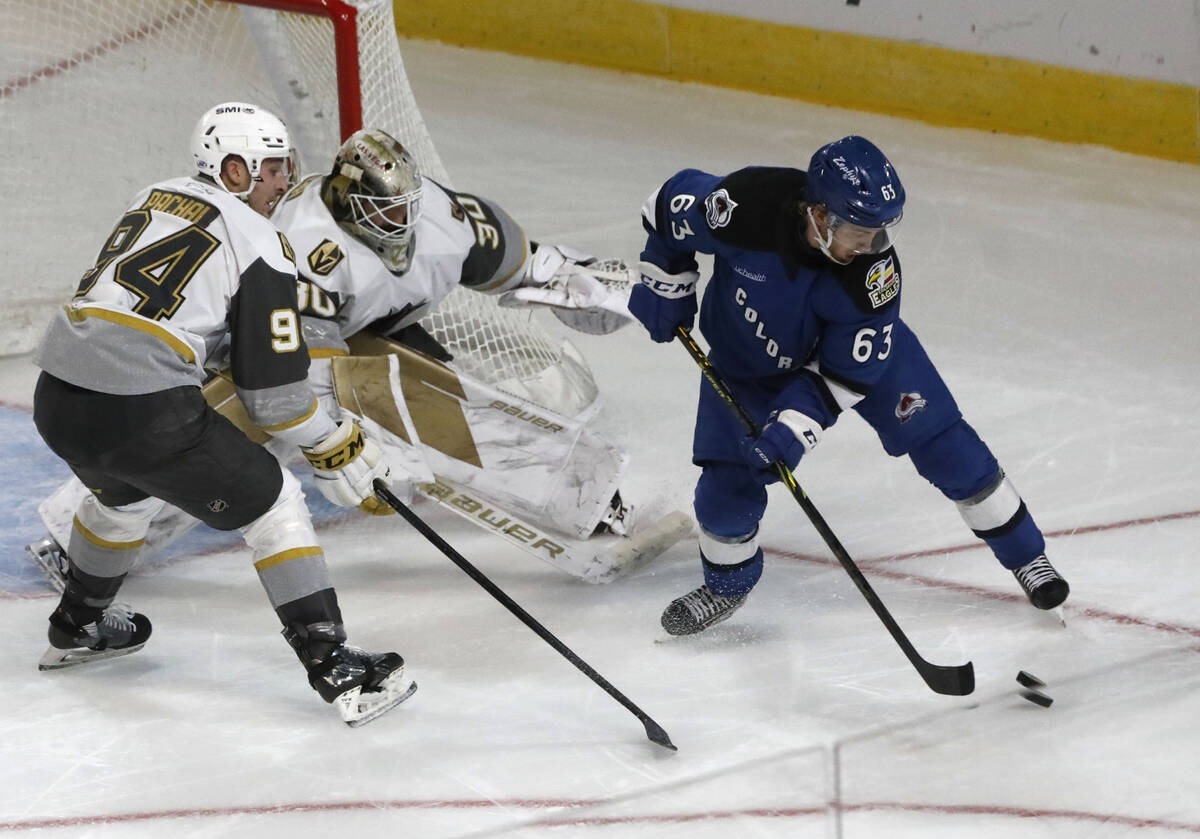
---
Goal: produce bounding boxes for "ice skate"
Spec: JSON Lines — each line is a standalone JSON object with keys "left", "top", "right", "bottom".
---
{"left": 39, "top": 603, "right": 152, "bottom": 670}
{"left": 26, "top": 536, "right": 68, "bottom": 593}
{"left": 286, "top": 622, "right": 416, "bottom": 727}
{"left": 1012, "top": 555, "right": 1069, "bottom": 610}
{"left": 661, "top": 585, "right": 746, "bottom": 636}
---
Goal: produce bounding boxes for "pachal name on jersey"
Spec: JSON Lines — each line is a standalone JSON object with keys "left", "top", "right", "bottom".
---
{"left": 140, "top": 190, "right": 219, "bottom": 227}
{"left": 865, "top": 255, "right": 899, "bottom": 309}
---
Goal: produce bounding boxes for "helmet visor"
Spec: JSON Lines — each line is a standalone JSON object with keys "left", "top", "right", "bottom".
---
{"left": 826, "top": 209, "right": 901, "bottom": 258}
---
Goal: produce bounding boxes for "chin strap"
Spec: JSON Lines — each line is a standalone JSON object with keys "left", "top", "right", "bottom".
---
{"left": 805, "top": 205, "right": 851, "bottom": 265}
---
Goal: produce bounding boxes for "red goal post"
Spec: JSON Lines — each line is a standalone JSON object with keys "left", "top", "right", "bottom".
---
{"left": 1, "top": 0, "right": 599, "bottom": 415}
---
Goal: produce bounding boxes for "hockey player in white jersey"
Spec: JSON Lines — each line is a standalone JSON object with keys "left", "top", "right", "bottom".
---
{"left": 266, "top": 128, "right": 689, "bottom": 580}
{"left": 32, "top": 127, "right": 689, "bottom": 584}
{"left": 30, "top": 103, "right": 413, "bottom": 726}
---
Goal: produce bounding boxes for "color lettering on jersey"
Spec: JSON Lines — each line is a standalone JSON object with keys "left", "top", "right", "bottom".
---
{"left": 865, "top": 256, "right": 899, "bottom": 309}
{"left": 733, "top": 286, "right": 794, "bottom": 369}
{"left": 307, "top": 239, "right": 344, "bottom": 276}
{"left": 140, "top": 190, "right": 219, "bottom": 227}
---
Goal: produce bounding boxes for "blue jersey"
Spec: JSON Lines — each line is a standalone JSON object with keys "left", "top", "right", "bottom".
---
{"left": 640, "top": 166, "right": 902, "bottom": 429}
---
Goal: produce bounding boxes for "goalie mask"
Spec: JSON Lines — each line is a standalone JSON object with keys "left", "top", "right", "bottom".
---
{"left": 322, "top": 129, "right": 423, "bottom": 274}
{"left": 191, "top": 102, "right": 297, "bottom": 201}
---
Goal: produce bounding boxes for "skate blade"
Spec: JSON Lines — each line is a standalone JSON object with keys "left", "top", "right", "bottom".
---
{"left": 583, "top": 511, "right": 694, "bottom": 584}
{"left": 26, "top": 539, "right": 67, "bottom": 594}
{"left": 38, "top": 641, "right": 147, "bottom": 671}
{"left": 336, "top": 674, "right": 418, "bottom": 728}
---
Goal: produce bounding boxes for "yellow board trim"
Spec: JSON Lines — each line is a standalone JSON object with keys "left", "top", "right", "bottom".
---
{"left": 73, "top": 516, "right": 146, "bottom": 551}
{"left": 254, "top": 545, "right": 324, "bottom": 572}
{"left": 397, "top": 0, "right": 1199, "bottom": 164}
{"left": 66, "top": 305, "right": 197, "bottom": 364}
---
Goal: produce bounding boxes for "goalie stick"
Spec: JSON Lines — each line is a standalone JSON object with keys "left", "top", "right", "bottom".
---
{"left": 676, "top": 326, "right": 975, "bottom": 697}
{"left": 373, "top": 480, "right": 677, "bottom": 751}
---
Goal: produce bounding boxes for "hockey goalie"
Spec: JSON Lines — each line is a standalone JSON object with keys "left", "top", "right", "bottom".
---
{"left": 30, "top": 128, "right": 691, "bottom": 589}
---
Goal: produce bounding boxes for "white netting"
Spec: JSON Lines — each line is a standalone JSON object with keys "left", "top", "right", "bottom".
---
{"left": 0, "top": 0, "right": 596, "bottom": 414}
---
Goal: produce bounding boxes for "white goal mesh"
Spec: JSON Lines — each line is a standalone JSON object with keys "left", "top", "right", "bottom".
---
{"left": 0, "top": 0, "right": 597, "bottom": 414}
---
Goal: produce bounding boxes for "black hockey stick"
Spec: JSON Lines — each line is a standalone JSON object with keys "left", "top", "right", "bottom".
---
{"left": 675, "top": 326, "right": 974, "bottom": 696}
{"left": 372, "top": 480, "right": 677, "bottom": 750}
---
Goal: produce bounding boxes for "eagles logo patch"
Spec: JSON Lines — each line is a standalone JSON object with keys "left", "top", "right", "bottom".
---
{"left": 307, "top": 239, "right": 344, "bottom": 276}
{"left": 704, "top": 188, "right": 738, "bottom": 229}
{"left": 865, "top": 256, "right": 899, "bottom": 308}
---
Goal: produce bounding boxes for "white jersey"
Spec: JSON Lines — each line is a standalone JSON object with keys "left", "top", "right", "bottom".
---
{"left": 271, "top": 174, "right": 528, "bottom": 358}
{"left": 35, "top": 175, "right": 335, "bottom": 446}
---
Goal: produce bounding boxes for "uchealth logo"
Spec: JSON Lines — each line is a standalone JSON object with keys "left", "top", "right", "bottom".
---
{"left": 894, "top": 392, "right": 927, "bottom": 423}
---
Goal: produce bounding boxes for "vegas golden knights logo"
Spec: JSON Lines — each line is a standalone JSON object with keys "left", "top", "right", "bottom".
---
{"left": 307, "top": 239, "right": 344, "bottom": 276}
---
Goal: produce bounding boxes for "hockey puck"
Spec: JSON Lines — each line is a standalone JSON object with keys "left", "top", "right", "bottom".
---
{"left": 1019, "top": 689, "right": 1053, "bottom": 708}
{"left": 1016, "top": 670, "right": 1045, "bottom": 689}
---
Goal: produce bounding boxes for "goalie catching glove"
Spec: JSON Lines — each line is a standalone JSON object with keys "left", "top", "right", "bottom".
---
{"left": 498, "top": 244, "right": 636, "bottom": 335}
{"left": 302, "top": 420, "right": 394, "bottom": 515}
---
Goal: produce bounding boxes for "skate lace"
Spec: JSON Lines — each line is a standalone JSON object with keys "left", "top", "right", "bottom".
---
{"left": 97, "top": 604, "right": 137, "bottom": 638}
{"left": 1014, "top": 557, "right": 1059, "bottom": 591}
{"left": 682, "top": 587, "right": 738, "bottom": 620}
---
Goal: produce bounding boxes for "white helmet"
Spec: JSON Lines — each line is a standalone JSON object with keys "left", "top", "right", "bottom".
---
{"left": 321, "top": 129, "right": 422, "bottom": 273}
{"left": 191, "top": 102, "right": 295, "bottom": 199}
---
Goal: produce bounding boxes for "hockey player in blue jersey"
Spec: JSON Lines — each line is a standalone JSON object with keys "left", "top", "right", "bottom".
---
{"left": 629, "top": 135, "right": 1069, "bottom": 635}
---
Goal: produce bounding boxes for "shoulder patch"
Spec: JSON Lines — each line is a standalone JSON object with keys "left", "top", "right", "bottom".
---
{"left": 306, "top": 239, "right": 344, "bottom": 277}
{"left": 277, "top": 231, "right": 295, "bottom": 264}
{"left": 864, "top": 255, "right": 900, "bottom": 309}
{"left": 704, "top": 188, "right": 738, "bottom": 229}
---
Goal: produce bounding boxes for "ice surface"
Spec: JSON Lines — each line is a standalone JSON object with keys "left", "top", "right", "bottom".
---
{"left": 1, "top": 37, "right": 1198, "bottom": 838}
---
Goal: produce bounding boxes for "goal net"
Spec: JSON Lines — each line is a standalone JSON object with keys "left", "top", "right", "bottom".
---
{"left": 0, "top": 0, "right": 599, "bottom": 415}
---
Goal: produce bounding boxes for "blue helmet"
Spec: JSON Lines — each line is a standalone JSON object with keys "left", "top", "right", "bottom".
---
{"left": 806, "top": 136, "right": 905, "bottom": 227}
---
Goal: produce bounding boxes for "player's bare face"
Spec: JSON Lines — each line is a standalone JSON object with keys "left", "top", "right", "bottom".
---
{"left": 248, "top": 158, "right": 290, "bottom": 217}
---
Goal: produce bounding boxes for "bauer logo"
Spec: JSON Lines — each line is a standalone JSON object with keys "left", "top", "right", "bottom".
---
{"left": 894, "top": 392, "right": 928, "bottom": 423}
{"left": 865, "top": 256, "right": 899, "bottom": 308}
{"left": 704, "top": 189, "right": 738, "bottom": 229}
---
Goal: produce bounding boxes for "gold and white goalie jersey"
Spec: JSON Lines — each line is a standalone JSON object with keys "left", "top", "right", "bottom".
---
{"left": 272, "top": 173, "right": 511, "bottom": 358}
{"left": 34, "top": 175, "right": 329, "bottom": 445}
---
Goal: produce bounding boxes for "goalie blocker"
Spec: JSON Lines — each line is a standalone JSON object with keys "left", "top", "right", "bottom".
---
{"left": 33, "top": 335, "right": 691, "bottom": 585}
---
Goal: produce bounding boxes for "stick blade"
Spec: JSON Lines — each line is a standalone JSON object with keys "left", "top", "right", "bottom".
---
{"left": 643, "top": 719, "right": 677, "bottom": 751}
{"left": 923, "top": 661, "right": 975, "bottom": 696}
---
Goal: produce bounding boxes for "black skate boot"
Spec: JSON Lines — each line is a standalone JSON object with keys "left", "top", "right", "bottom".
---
{"left": 40, "top": 565, "right": 151, "bottom": 670}
{"left": 41, "top": 603, "right": 152, "bottom": 670}
{"left": 284, "top": 621, "right": 416, "bottom": 727}
{"left": 661, "top": 585, "right": 746, "bottom": 636}
{"left": 1012, "top": 555, "right": 1069, "bottom": 610}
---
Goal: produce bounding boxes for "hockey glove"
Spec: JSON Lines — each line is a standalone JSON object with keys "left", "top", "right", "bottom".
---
{"left": 738, "top": 410, "right": 822, "bottom": 485}
{"left": 302, "top": 420, "right": 395, "bottom": 515}
{"left": 498, "top": 244, "right": 636, "bottom": 335}
{"left": 629, "top": 261, "right": 698, "bottom": 343}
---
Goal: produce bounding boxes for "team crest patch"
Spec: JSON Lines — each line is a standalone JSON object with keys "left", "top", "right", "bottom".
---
{"left": 704, "top": 189, "right": 738, "bottom": 229}
{"left": 865, "top": 256, "right": 899, "bottom": 308}
{"left": 894, "top": 392, "right": 928, "bottom": 423}
{"left": 307, "top": 239, "right": 345, "bottom": 276}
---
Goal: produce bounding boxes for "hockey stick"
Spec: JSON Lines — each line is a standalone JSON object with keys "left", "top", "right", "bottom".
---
{"left": 675, "top": 326, "right": 975, "bottom": 697}
{"left": 372, "top": 479, "right": 678, "bottom": 750}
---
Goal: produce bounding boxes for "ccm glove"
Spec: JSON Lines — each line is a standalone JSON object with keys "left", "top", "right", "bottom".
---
{"left": 738, "top": 409, "right": 822, "bottom": 485}
{"left": 302, "top": 420, "right": 394, "bottom": 515}
{"left": 628, "top": 261, "right": 699, "bottom": 343}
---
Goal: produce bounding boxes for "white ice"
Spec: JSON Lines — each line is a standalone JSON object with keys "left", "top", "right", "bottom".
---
{"left": 1, "top": 38, "right": 1199, "bottom": 838}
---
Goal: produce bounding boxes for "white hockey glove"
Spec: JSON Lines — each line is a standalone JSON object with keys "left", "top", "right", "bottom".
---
{"left": 302, "top": 420, "right": 395, "bottom": 515}
{"left": 497, "top": 244, "right": 636, "bottom": 335}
